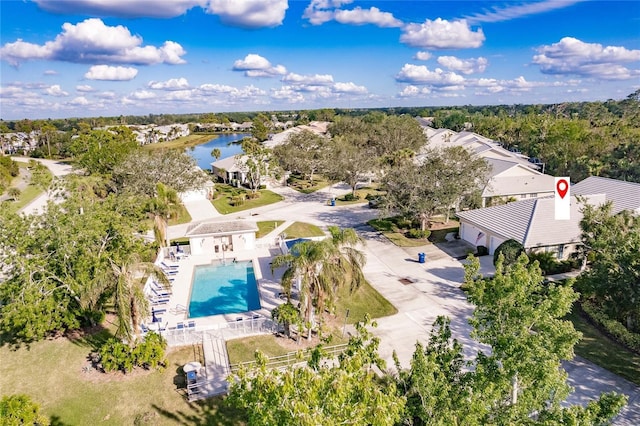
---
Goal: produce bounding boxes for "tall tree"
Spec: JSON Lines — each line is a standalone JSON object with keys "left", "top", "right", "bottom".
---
{"left": 271, "top": 226, "right": 366, "bottom": 341}
{"left": 251, "top": 113, "right": 270, "bottom": 142}
{"left": 464, "top": 254, "right": 583, "bottom": 422}
{"left": 69, "top": 128, "right": 138, "bottom": 175}
{"left": 228, "top": 318, "right": 405, "bottom": 426}
{"left": 239, "top": 138, "right": 271, "bottom": 193}
{"left": 576, "top": 202, "right": 640, "bottom": 330}
{"left": 325, "top": 135, "right": 376, "bottom": 196}
{"left": 145, "top": 182, "right": 181, "bottom": 248}
{"left": 110, "top": 253, "right": 170, "bottom": 344}
{"left": 382, "top": 146, "right": 489, "bottom": 229}
{"left": 272, "top": 129, "right": 327, "bottom": 182}
{"left": 113, "top": 149, "right": 209, "bottom": 197}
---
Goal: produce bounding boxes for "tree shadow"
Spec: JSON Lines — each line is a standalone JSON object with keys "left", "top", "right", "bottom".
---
{"left": 151, "top": 396, "right": 245, "bottom": 426}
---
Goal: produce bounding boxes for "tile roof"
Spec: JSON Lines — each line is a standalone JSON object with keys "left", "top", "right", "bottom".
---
{"left": 211, "top": 155, "right": 245, "bottom": 172}
{"left": 457, "top": 194, "right": 607, "bottom": 248}
{"left": 185, "top": 220, "right": 258, "bottom": 237}
{"left": 572, "top": 176, "right": 640, "bottom": 214}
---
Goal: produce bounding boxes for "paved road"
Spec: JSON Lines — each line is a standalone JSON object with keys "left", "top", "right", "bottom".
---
{"left": 12, "top": 157, "right": 74, "bottom": 215}
{"left": 179, "top": 180, "right": 640, "bottom": 425}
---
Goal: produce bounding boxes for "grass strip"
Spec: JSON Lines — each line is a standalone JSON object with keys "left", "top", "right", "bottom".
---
{"left": 566, "top": 307, "right": 640, "bottom": 385}
{"left": 282, "top": 221, "right": 325, "bottom": 238}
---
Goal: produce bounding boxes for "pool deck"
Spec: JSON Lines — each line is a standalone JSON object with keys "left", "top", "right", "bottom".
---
{"left": 145, "top": 244, "right": 286, "bottom": 334}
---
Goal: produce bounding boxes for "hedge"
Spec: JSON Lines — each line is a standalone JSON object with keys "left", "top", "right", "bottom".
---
{"left": 581, "top": 301, "right": 640, "bottom": 355}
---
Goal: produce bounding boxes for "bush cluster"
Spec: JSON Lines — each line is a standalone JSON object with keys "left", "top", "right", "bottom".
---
{"left": 342, "top": 193, "right": 360, "bottom": 201}
{"left": 581, "top": 301, "right": 640, "bottom": 354}
{"left": 99, "top": 332, "right": 167, "bottom": 373}
{"left": 407, "top": 229, "right": 431, "bottom": 239}
{"left": 528, "top": 252, "right": 580, "bottom": 275}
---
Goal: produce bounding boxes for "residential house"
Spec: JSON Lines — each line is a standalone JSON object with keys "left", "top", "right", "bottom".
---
{"left": 572, "top": 176, "right": 640, "bottom": 215}
{"left": 457, "top": 194, "right": 606, "bottom": 258}
{"left": 417, "top": 126, "right": 553, "bottom": 205}
{"left": 185, "top": 220, "right": 258, "bottom": 256}
{"left": 263, "top": 121, "right": 329, "bottom": 149}
{"left": 211, "top": 155, "right": 247, "bottom": 184}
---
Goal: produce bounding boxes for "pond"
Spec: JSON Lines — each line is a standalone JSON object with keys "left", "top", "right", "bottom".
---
{"left": 187, "top": 133, "right": 250, "bottom": 171}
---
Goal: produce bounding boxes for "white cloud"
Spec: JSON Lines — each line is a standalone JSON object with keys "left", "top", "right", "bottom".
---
{"left": 45, "top": 84, "right": 69, "bottom": 97}
{"left": 271, "top": 85, "right": 306, "bottom": 102}
{"left": 84, "top": 65, "right": 138, "bottom": 80}
{"left": 532, "top": 37, "right": 640, "bottom": 80}
{"left": 206, "top": 0, "right": 288, "bottom": 28}
{"left": 130, "top": 90, "right": 157, "bottom": 100}
{"left": 76, "top": 84, "right": 95, "bottom": 92}
{"left": 35, "top": 0, "right": 206, "bottom": 18}
{"left": 43, "top": 69, "right": 58, "bottom": 75}
{"left": 0, "top": 18, "right": 186, "bottom": 66}
{"left": 70, "top": 96, "right": 90, "bottom": 105}
{"left": 414, "top": 51, "right": 432, "bottom": 61}
{"left": 398, "top": 85, "right": 432, "bottom": 97}
{"left": 465, "top": 0, "right": 583, "bottom": 24}
{"left": 334, "top": 7, "right": 402, "bottom": 27}
{"left": 282, "top": 72, "right": 334, "bottom": 86}
{"left": 148, "top": 77, "right": 190, "bottom": 90}
{"left": 303, "top": 1, "right": 400, "bottom": 28}
{"left": 395, "top": 64, "right": 466, "bottom": 87}
{"left": 400, "top": 19, "right": 485, "bottom": 50}
{"left": 233, "top": 54, "right": 287, "bottom": 78}
{"left": 332, "top": 81, "right": 367, "bottom": 94}
{"left": 437, "top": 56, "right": 488, "bottom": 74}
{"left": 95, "top": 91, "right": 116, "bottom": 99}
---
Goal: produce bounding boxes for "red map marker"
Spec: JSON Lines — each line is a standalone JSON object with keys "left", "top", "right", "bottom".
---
{"left": 556, "top": 179, "right": 568, "bottom": 199}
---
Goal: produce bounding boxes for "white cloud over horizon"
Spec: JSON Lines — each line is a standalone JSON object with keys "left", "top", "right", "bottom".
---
{"left": 437, "top": 56, "right": 488, "bottom": 74}
{"left": 148, "top": 78, "right": 191, "bottom": 90}
{"left": 533, "top": 37, "right": 640, "bottom": 80}
{"left": 84, "top": 65, "right": 138, "bottom": 80}
{"left": 233, "top": 54, "right": 287, "bottom": 78}
{"left": 400, "top": 18, "right": 485, "bottom": 50}
{"left": 0, "top": 18, "right": 186, "bottom": 66}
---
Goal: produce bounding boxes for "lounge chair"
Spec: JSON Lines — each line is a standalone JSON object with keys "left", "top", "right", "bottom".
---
{"left": 151, "top": 298, "right": 170, "bottom": 305}
{"left": 161, "top": 261, "right": 179, "bottom": 269}
{"left": 140, "top": 324, "right": 150, "bottom": 333}
{"left": 187, "top": 320, "right": 196, "bottom": 328}
{"left": 152, "top": 288, "right": 171, "bottom": 298}
{"left": 177, "top": 322, "right": 185, "bottom": 330}
{"left": 163, "top": 269, "right": 179, "bottom": 276}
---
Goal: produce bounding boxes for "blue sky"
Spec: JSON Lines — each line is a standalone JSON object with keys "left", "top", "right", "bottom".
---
{"left": 1, "top": 0, "right": 639, "bottom": 120}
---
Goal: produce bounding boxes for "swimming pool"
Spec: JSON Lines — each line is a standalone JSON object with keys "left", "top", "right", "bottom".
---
{"left": 188, "top": 260, "right": 261, "bottom": 318}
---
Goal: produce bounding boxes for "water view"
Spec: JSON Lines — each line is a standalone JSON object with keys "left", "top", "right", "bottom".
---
{"left": 188, "top": 133, "right": 250, "bottom": 171}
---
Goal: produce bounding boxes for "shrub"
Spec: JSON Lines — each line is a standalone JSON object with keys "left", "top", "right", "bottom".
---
{"left": 246, "top": 192, "right": 260, "bottom": 200}
{"left": 393, "top": 217, "right": 413, "bottom": 229}
{"left": 99, "top": 332, "right": 167, "bottom": 373}
{"left": 476, "top": 245, "right": 489, "bottom": 256}
{"left": 581, "top": 301, "right": 640, "bottom": 354}
{"left": 493, "top": 239, "right": 525, "bottom": 267}
{"left": 407, "top": 229, "right": 431, "bottom": 239}
{"left": 368, "top": 218, "right": 395, "bottom": 232}
{"left": 342, "top": 193, "right": 359, "bottom": 201}
{"left": 528, "top": 251, "right": 558, "bottom": 275}
{"left": 0, "top": 394, "right": 49, "bottom": 426}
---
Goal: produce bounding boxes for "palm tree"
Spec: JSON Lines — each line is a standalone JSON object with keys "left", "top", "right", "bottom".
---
{"left": 271, "top": 226, "right": 366, "bottom": 341}
{"left": 111, "top": 253, "right": 171, "bottom": 344}
{"left": 211, "top": 148, "right": 222, "bottom": 161}
{"left": 146, "top": 183, "right": 181, "bottom": 247}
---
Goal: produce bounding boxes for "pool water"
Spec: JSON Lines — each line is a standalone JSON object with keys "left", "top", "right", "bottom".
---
{"left": 188, "top": 261, "right": 261, "bottom": 318}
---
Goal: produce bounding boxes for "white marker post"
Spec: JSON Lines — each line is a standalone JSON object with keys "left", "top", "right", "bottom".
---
{"left": 554, "top": 177, "right": 570, "bottom": 220}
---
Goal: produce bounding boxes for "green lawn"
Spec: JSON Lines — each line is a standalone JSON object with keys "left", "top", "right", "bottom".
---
{"left": 226, "top": 335, "right": 292, "bottom": 364}
{"left": 566, "top": 307, "right": 640, "bottom": 385}
{"left": 286, "top": 174, "right": 331, "bottom": 194}
{"left": 282, "top": 221, "right": 325, "bottom": 238}
{"left": 367, "top": 216, "right": 457, "bottom": 248}
{"left": 334, "top": 279, "right": 398, "bottom": 324}
{"left": 333, "top": 186, "right": 385, "bottom": 206}
{"left": 0, "top": 330, "right": 244, "bottom": 425}
{"left": 256, "top": 220, "right": 285, "bottom": 238}
{"left": 211, "top": 185, "right": 284, "bottom": 214}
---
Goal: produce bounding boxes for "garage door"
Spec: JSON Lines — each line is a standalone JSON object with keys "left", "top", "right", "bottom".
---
{"left": 460, "top": 222, "right": 485, "bottom": 247}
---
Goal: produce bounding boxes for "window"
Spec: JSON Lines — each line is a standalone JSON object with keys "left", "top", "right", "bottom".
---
{"left": 557, "top": 244, "right": 564, "bottom": 259}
